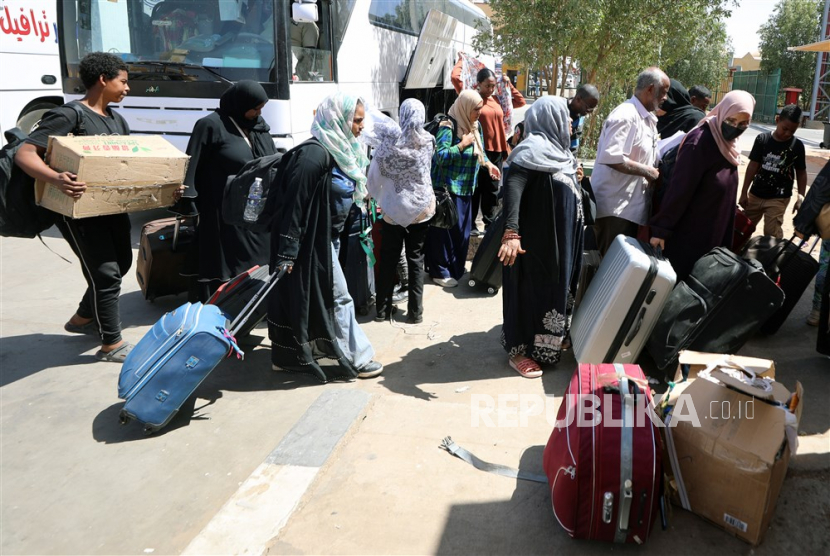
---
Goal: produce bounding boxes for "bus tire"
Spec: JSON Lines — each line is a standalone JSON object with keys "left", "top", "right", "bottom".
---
{"left": 16, "top": 102, "right": 61, "bottom": 134}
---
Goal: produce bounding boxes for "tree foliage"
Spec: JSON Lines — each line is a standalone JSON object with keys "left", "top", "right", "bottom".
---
{"left": 759, "top": 0, "right": 823, "bottom": 107}
{"left": 665, "top": 20, "right": 733, "bottom": 93}
{"left": 475, "top": 0, "right": 735, "bottom": 152}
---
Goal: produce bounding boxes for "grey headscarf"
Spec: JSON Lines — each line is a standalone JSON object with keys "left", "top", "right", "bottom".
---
{"left": 506, "top": 96, "right": 577, "bottom": 175}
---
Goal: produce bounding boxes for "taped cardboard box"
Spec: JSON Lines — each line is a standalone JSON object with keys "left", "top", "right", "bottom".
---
{"left": 662, "top": 351, "right": 802, "bottom": 545}
{"left": 35, "top": 135, "right": 189, "bottom": 218}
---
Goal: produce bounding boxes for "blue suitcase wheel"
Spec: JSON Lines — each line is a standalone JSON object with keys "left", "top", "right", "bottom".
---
{"left": 468, "top": 279, "right": 476, "bottom": 288}
{"left": 119, "top": 409, "right": 131, "bottom": 425}
{"left": 487, "top": 287, "right": 497, "bottom": 295}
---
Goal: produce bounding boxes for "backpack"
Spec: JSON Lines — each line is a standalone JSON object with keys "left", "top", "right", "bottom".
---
{"left": 654, "top": 143, "right": 680, "bottom": 207}
{"left": 424, "top": 114, "right": 456, "bottom": 139}
{"left": 0, "top": 102, "right": 87, "bottom": 238}
{"left": 222, "top": 151, "right": 285, "bottom": 233}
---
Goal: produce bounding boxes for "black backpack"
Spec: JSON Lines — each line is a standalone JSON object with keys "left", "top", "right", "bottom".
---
{"left": 222, "top": 151, "right": 286, "bottom": 233}
{"left": 424, "top": 114, "right": 456, "bottom": 139}
{"left": 654, "top": 143, "right": 681, "bottom": 207}
{"left": 0, "top": 102, "right": 86, "bottom": 238}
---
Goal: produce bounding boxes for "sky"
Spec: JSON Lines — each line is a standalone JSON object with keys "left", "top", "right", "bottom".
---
{"left": 726, "top": 0, "right": 780, "bottom": 57}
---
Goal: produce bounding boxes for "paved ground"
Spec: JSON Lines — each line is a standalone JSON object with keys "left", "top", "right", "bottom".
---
{"left": 1, "top": 124, "right": 828, "bottom": 555}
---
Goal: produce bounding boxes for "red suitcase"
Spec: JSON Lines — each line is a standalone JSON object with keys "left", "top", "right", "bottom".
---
{"left": 731, "top": 206, "right": 756, "bottom": 253}
{"left": 543, "top": 363, "right": 662, "bottom": 544}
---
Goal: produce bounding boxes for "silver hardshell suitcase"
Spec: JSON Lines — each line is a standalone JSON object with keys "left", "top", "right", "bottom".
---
{"left": 571, "top": 235, "right": 676, "bottom": 364}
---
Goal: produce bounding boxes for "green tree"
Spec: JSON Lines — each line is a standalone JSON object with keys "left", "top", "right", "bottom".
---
{"left": 476, "top": 0, "right": 734, "bottom": 152}
{"left": 759, "top": 0, "right": 822, "bottom": 107}
{"left": 665, "top": 20, "right": 733, "bottom": 93}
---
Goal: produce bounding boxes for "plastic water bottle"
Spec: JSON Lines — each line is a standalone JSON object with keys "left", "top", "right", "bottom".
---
{"left": 243, "top": 177, "right": 264, "bottom": 223}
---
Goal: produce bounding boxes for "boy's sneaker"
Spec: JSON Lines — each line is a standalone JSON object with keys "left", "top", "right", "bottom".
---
{"left": 807, "top": 309, "right": 820, "bottom": 327}
{"left": 357, "top": 361, "right": 384, "bottom": 379}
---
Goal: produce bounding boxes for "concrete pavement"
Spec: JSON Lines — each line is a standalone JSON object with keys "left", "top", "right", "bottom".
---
{"left": 1, "top": 124, "right": 829, "bottom": 555}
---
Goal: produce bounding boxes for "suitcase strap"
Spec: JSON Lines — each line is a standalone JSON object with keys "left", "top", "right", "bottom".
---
{"left": 614, "top": 364, "right": 635, "bottom": 543}
{"left": 440, "top": 437, "right": 548, "bottom": 483}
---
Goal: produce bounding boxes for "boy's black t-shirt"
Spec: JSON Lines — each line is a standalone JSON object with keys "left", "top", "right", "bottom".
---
{"left": 748, "top": 131, "right": 806, "bottom": 199}
{"left": 26, "top": 102, "right": 130, "bottom": 148}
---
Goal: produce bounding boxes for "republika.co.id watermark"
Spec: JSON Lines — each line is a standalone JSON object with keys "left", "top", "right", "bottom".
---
{"left": 469, "top": 393, "right": 754, "bottom": 428}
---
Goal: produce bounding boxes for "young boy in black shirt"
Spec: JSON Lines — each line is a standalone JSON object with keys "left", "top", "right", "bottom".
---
{"left": 15, "top": 53, "right": 144, "bottom": 362}
{"left": 739, "top": 104, "right": 807, "bottom": 238}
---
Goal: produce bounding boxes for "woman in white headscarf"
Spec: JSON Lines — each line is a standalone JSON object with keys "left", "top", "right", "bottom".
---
{"left": 366, "top": 99, "right": 436, "bottom": 323}
{"left": 498, "top": 96, "right": 584, "bottom": 378}
{"left": 269, "top": 92, "right": 383, "bottom": 382}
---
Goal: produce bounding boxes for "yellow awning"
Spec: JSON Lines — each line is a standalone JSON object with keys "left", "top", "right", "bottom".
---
{"left": 788, "top": 39, "right": 830, "bottom": 52}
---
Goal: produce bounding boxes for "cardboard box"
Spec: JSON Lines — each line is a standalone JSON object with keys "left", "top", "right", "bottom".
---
{"left": 663, "top": 353, "right": 802, "bottom": 545}
{"left": 35, "top": 135, "right": 188, "bottom": 218}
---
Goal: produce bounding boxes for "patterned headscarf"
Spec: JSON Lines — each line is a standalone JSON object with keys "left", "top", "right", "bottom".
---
{"left": 365, "top": 99, "right": 435, "bottom": 227}
{"left": 506, "top": 96, "right": 577, "bottom": 175}
{"left": 311, "top": 92, "right": 371, "bottom": 202}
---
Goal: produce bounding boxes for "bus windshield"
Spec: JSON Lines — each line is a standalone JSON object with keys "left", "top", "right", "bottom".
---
{"left": 60, "top": 0, "right": 279, "bottom": 94}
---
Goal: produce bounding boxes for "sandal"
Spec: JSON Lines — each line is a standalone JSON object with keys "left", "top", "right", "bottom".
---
{"left": 509, "top": 356, "right": 543, "bottom": 379}
{"left": 64, "top": 320, "right": 97, "bottom": 335}
{"left": 94, "top": 343, "right": 134, "bottom": 363}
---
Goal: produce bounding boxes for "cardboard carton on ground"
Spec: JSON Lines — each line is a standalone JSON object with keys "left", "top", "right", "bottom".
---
{"left": 663, "top": 352, "right": 803, "bottom": 545}
{"left": 35, "top": 135, "right": 189, "bottom": 218}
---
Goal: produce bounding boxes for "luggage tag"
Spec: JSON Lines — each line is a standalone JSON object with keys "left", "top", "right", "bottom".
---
{"left": 220, "top": 328, "right": 244, "bottom": 360}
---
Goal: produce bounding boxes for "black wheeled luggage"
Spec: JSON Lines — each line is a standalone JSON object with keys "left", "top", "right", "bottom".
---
{"left": 207, "top": 264, "right": 271, "bottom": 338}
{"left": 339, "top": 203, "right": 376, "bottom": 315}
{"left": 646, "top": 247, "right": 785, "bottom": 372}
{"left": 467, "top": 211, "right": 505, "bottom": 294}
{"left": 741, "top": 235, "right": 821, "bottom": 334}
{"left": 135, "top": 216, "right": 195, "bottom": 301}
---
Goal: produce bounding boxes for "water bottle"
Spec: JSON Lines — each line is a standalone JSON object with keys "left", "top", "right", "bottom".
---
{"left": 243, "top": 177, "right": 264, "bottom": 223}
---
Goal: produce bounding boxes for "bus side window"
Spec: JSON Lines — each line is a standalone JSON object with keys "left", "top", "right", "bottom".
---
{"left": 290, "top": 1, "right": 332, "bottom": 82}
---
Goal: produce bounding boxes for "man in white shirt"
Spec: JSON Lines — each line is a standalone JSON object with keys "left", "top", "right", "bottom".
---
{"left": 591, "top": 67, "right": 670, "bottom": 254}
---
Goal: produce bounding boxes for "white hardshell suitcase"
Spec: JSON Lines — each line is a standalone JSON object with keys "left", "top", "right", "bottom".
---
{"left": 571, "top": 235, "right": 676, "bottom": 364}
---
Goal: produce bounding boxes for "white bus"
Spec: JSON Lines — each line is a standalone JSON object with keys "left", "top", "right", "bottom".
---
{"left": 0, "top": 0, "right": 64, "bottom": 145}
{"left": 56, "top": 0, "right": 493, "bottom": 152}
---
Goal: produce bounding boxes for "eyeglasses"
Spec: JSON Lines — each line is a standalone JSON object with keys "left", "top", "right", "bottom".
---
{"left": 724, "top": 117, "right": 750, "bottom": 130}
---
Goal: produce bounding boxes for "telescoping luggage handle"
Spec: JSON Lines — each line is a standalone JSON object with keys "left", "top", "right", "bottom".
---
{"left": 228, "top": 266, "right": 287, "bottom": 337}
{"left": 774, "top": 234, "right": 822, "bottom": 280}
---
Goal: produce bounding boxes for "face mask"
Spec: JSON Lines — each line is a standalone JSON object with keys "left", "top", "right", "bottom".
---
{"left": 721, "top": 122, "right": 746, "bottom": 141}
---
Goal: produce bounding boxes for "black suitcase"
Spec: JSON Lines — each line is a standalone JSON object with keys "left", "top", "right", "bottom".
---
{"left": 135, "top": 216, "right": 195, "bottom": 301}
{"left": 467, "top": 211, "right": 505, "bottom": 294}
{"left": 646, "top": 247, "right": 785, "bottom": 371}
{"left": 207, "top": 264, "right": 270, "bottom": 338}
{"left": 339, "top": 204, "right": 376, "bottom": 315}
{"left": 742, "top": 235, "right": 821, "bottom": 334}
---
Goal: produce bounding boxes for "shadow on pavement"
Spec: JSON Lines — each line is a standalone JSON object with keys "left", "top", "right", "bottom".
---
{"left": 93, "top": 394, "right": 223, "bottom": 443}
{"left": 0, "top": 333, "right": 100, "bottom": 387}
{"left": 376, "top": 325, "right": 577, "bottom": 401}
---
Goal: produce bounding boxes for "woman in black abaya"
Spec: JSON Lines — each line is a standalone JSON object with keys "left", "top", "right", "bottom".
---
{"left": 183, "top": 80, "right": 276, "bottom": 299}
{"left": 498, "top": 96, "right": 584, "bottom": 378}
{"left": 657, "top": 79, "right": 704, "bottom": 139}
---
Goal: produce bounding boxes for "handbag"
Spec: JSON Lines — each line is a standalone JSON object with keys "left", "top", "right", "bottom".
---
{"left": 817, "top": 203, "right": 830, "bottom": 240}
{"left": 430, "top": 187, "right": 458, "bottom": 229}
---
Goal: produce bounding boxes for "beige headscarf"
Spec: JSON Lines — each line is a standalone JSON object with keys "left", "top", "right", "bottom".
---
{"left": 697, "top": 90, "right": 755, "bottom": 166}
{"left": 446, "top": 89, "right": 487, "bottom": 165}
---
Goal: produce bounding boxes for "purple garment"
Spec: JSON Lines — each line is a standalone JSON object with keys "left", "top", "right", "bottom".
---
{"left": 650, "top": 125, "right": 738, "bottom": 281}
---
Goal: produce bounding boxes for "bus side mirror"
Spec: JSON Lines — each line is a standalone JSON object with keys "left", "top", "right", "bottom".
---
{"left": 292, "top": 1, "right": 319, "bottom": 23}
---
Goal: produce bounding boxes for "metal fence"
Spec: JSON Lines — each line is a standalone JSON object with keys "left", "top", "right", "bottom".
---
{"left": 731, "top": 69, "right": 782, "bottom": 124}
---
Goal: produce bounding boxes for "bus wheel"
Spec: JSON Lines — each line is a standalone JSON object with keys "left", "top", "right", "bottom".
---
{"left": 16, "top": 103, "right": 60, "bottom": 134}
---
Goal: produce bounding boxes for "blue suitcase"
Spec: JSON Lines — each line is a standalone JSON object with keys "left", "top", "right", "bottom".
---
{"left": 118, "top": 269, "right": 285, "bottom": 434}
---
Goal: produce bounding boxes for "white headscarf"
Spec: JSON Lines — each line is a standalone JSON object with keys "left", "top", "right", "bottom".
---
{"left": 506, "top": 96, "right": 577, "bottom": 175}
{"left": 310, "top": 92, "right": 371, "bottom": 202}
{"left": 365, "top": 99, "right": 435, "bottom": 227}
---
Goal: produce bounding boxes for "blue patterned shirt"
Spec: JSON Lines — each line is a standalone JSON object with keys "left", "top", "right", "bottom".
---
{"left": 431, "top": 125, "right": 484, "bottom": 196}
